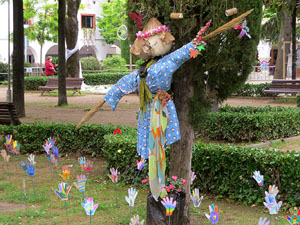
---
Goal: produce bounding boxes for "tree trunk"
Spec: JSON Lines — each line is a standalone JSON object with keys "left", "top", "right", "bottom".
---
{"left": 65, "top": 0, "right": 81, "bottom": 78}
{"left": 274, "top": 9, "right": 292, "bottom": 79}
{"left": 170, "top": 62, "right": 195, "bottom": 225}
{"left": 58, "top": 0, "right": 67, "bottom": 106}
{"left": 292, "top": 1, "right": 297, "bottom": 80}
{"left": 12, "top": 0, "right": 25, "bottom": 117}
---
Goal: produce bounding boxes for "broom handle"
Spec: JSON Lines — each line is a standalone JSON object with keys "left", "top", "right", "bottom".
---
{"left": 76, "top": 98, "right": 106, "bottom": 128}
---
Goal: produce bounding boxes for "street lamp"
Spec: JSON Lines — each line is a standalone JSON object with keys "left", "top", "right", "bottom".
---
{"left": 6, "top": 0, "right": 11, "bottom": 102}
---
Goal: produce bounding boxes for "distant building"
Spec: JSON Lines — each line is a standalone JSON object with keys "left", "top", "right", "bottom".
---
{"left": 0, "top": 0, "right": 120, "bottom": 67}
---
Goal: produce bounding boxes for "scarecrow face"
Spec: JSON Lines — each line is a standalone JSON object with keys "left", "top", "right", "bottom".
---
{"left": 141, "top": 34, "right": 173, "bottom": 59}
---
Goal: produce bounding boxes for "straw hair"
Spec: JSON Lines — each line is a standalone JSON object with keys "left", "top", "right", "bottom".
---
{"left": 76, "top": 98, "right": 105, "bottom": 128}
{"left": 203, "top": 9, "right": 254, "bottom": 40}
{"left": 130, "top": 18, "right": 175, "bottom": 56}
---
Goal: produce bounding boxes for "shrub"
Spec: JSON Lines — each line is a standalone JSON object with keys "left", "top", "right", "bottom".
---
{"left": 198, "top": 105, "right": 300, "bottom": 142}
{"left": 135, "top": 59, "right": 145, "bottom": 69}
{"left": 0, "top": 122, "right": 137, "bottom": 157}
{"left": 0, "top": 62, "right": 8, "bottom": 82}
{"left": 192, "top": 142, "right": 300, "bottom": 206}
{"left": 232, "top": 83, "right": 271, "bottom": 97}
{"left": 24, "top": 62, "right": 32, "bottom": 68}
{"left": 102, "top": 135, "right": 300, "bottom": 206}
{"left": 102, "top": 55, "right": 128, "bottom": 71}
{"left": 24, "top": 76, "right": 50, "bottom": 90}
{"left": 297, "top": 93, "right": 300, "bottom": 107}
{"left": 80, "top": 57, "right": 101, "bottom": 71}
{"left": 83, "top": 72, "right": 127, "bottom": 85}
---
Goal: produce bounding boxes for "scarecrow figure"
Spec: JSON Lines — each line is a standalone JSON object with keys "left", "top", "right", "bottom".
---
{"left": 77, "top": 10, "right": 253, "bottom": 200}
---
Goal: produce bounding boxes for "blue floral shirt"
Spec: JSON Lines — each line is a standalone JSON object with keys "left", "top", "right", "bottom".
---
{"left": 104, "top": 42, "right": 196, "bottom": 159}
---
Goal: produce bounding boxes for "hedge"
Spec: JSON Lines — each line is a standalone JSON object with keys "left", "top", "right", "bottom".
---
{"left": 232, "top": 83, "right": 271, "bottom": 97}
{"left": 0, "top": 122, "right": 136, "bottom": 157}
{"left": 102, "top": 134, "right": 300, "bottom": 206}
{"left": 198, "top": 105, "right": 300, "bottom": 142}
{"left": 22, "top": 73, "right": 128, "bottom": 90}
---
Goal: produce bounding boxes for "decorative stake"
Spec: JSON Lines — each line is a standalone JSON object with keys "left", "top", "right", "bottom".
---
{"left": 125, "top": 187, "right": 138, "bottom": 219}
{"left": 55, "top": 182, "right": 71, "bottom": 225}
{"left": 23, "top": 179, "right": 27, "bottom": 216}
{"left": 161, "top": 196, "right": 176, "bottom": 225}
{"left": 81, "top": 197, "right": 98, "bottom": 225}
{"left": 205, "top": 204, "right": 220, "bottom": 224}
{"left": 134, "top": 158, "right": 147, "bottom": 189}
{"left": 108, "top": 168, "right": 119, "bottom": 208}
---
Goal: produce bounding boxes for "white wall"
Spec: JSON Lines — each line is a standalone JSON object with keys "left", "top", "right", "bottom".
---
{"left": 0, "top": 2, "right": 13, "bottom": 64}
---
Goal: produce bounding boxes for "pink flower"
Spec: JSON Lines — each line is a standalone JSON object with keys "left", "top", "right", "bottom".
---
{"left": 142, "top": 179, "right": 148, "bottom": 184}
{"left": 169, "top": 184, "right": 175, "bottom": 190}
{"left": 182, "top": 179, "right": 187, "bottom": 186}
{"left": 178, "top": 188, "right": 182, "bottom": 192}
{"left": 165, "top": 186, "right": 171, "bottom": 192}
{"left": 172, "top": 176, "right": 177, "bottom": 181}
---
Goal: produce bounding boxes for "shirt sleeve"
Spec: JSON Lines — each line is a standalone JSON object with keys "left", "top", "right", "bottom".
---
{"left": 104, "top": 70, "right": 138, "bottom": 111}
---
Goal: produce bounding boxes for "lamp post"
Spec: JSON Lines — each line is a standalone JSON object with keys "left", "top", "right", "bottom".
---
{"left": 6, "top": 0, "right": 11, "bottom": 102}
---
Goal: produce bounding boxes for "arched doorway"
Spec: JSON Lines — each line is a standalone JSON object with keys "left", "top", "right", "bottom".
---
{"left": 26, "top": 46, "right": 38, "bottom": 65}
{"left": 79, "top": 45, "right": 96, "bottom": 58}
{"left": 45, "top": 45, "right": 58, "bottom": 59}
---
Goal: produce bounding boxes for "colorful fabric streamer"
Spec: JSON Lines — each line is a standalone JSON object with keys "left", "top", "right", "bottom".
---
{"left": 149, "top": 96, "right": 169, "bottom": 200}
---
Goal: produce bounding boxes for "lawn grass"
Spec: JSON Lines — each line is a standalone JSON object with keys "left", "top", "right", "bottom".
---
{"left": 0, "top": 155, "right": 291, "bottom": 225}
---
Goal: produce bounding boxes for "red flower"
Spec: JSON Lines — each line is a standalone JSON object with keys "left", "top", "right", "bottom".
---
{"left": 169, "top": 184, "right": 175, "bottom": 190}
{"left": 165, "top": 186, "right": 171, "bottom": 192}
{"left": 113, "top": 129, "right": 122, "bottom": 135}
{"left": 142, "top": 179, "right": 148, "bottom": 184}
{"left": 182, "top": 179, "right": 187, "bottom": 186}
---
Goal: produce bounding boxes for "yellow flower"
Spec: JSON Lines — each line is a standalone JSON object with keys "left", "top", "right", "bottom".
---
{"left": 117, "top": 149, "right": 122, "bottom": 153}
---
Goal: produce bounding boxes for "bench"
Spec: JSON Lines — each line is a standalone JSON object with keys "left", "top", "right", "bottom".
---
{"left": 264, "top": 79, "right": 300, "bottom": 95}
{"left": 0, "top": 102, "right": 21, "bottom": 125}
{"left": 38, "top": 77, "right": 85, "bottom": 96}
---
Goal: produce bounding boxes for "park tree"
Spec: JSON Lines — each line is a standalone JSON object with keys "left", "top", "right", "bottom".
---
{"left": 65, "top": 0, "right": 81, "bottom": 78}
{"left": 96, "top": 0, "right": 130, "bottom": 63}
{"left": 128, "top": 0, "right": 262, "bottom": 224}
{"left": 23, "top": 0, "right": 58, "bottom": 74}
{"left": 13, "top": 0, "right": 25, "bottom": 117}
{"left": 58, "top": 0, "right": 67, "bottom": 106}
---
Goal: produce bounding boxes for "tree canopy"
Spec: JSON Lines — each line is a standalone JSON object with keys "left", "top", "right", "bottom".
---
{"left": 96, "top": 0, "right": 127, "bottom": 44}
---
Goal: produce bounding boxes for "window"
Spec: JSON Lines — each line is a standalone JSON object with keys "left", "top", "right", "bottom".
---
{"left": 81, "top": 15, "right": 95, "bottom": 29}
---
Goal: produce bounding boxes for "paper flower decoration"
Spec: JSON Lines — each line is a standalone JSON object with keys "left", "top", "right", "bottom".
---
{"left": 136, "top": 158, "right": 147, "bottom": 171}
{"left": 130, "top": 215, "right": 145, "bottom": 225}
{"left": 190, "top": 170, "right": 196, "bottom": 185}
{"left": 78, "top": 157, "right": 86, "bottom": 169}
{"left": 55, "top": 182, "right": 71, "bottom": 201}
{"left": 50, "top": 154, "right": 58, "bottom": 167}
{"left": 190, "top": 188, "right": 203, "bottom": 208}
{"left": 73, "top": 175, "right": 87, "bottom": 192}
{"left": 190, "top": 49, "right": 199, "bottom": 58}
{"left": 26, "top": 164, "right": 35, "bottom": 176}
{"left": 125, "top": 187, "right": 138, "bottom": 207}
{"left": 161, "top": 196, "right": 176, "bottom": 216}
{"left": 108, "top": 168, "right": 119, "bottom": 183}
{"left": 5, "top": 135, "right": 13, "bottom": 150}
{"left": 10, "top": 140, "right": 20, "bottom": 155}
{"left": 1, "top": 150, "right": 10, "bottom": 162}
{"left": 60, "top": 166, "right": 71, "bottom": 180}
{"left": 286, "top": 208, "right": 300, "bottom": 225}
{"left": 81, "top": 197, "right": 98, "bottom": 216}
{"left": 264, "top": 187, "right": 282, "bottom": 215}
{"left": 83, "top": 160, "right": 93, "bottom": 172}
{"left": 28, "top": 154, "right": 36, "bottom": 165}
{"left": 258, "top": 217, "right": 270, "bottom": 225}
{"left": 43, "top": 141, "right": 52, "bottom": 155}
{"left": 20, "top": 160, "right": 28, "bottom": 171}
{"left": 205, "top": 204, "right": 219, "bottom": 224}
{"left": 52, "top": 146, "right": 61, "bottom": 159}
{"left": 253, "top": 171, "right": 264, "bottom": 186}
{"left": 113, "top": 129, "right": 122, "bottom": 135}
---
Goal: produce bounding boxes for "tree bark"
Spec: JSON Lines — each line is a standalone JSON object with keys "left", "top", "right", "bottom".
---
{"left": 274, "top": 9, "right": 292, "bottom": 79}
{"left": 12, "top": 0, "right": 25, "bottom": 117}
{"left": 58, "top": 0, "right": 67, "bottom": 106}
{"left": 65, "top": 0, "right": 81, "bottom": 78}
{"left": 170, "top": 61, "right": 195, "bottom": 225}
{"left": 292, "top": 1, "right": 297, "bottom": 80}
